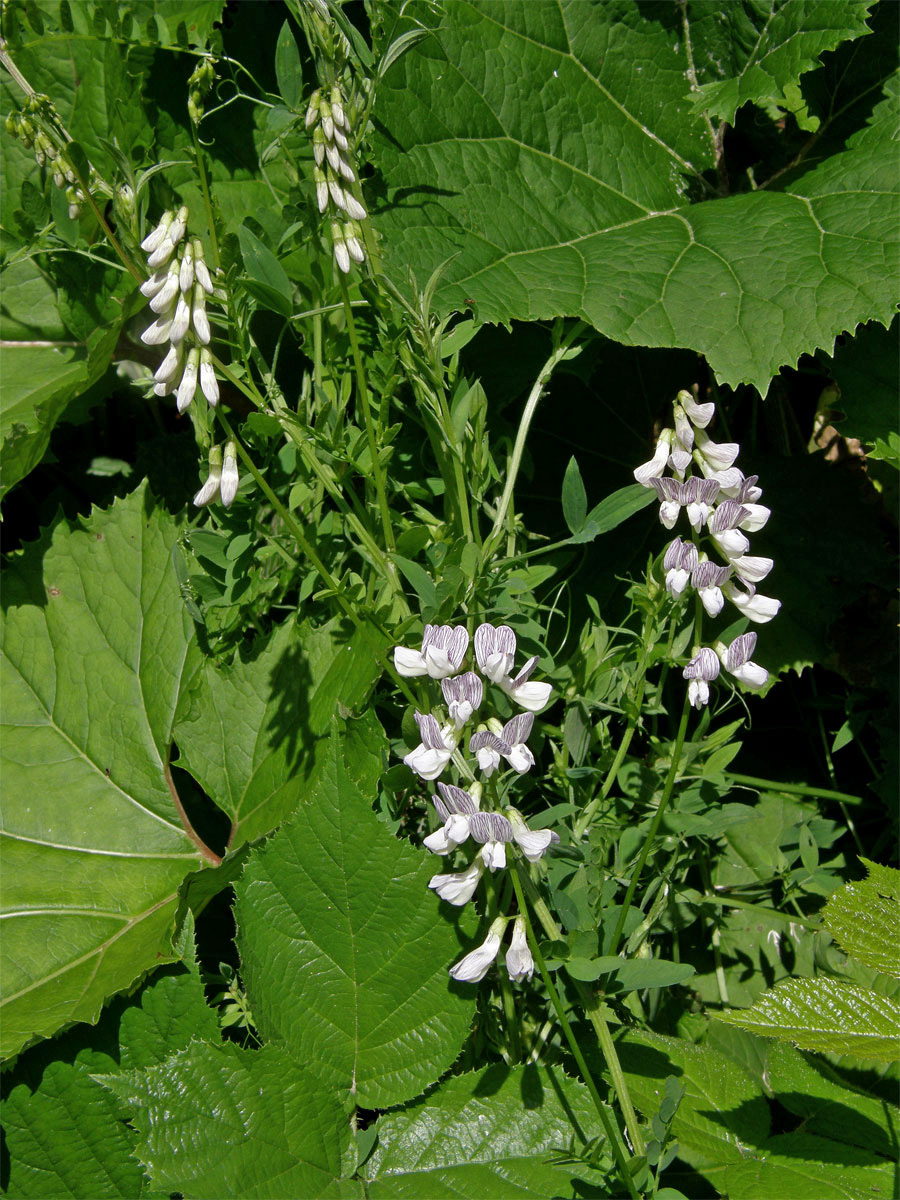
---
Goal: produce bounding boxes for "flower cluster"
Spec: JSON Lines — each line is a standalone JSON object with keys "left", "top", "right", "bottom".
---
{"left": 395, "top": 621, "right": 558, "bottom": 983}
{"left": 193, "top": 441, "right": 239, "bottom": 509}
{"left": 139, "top": 208, "right": 219, "bottom": 412}
{"left": 634, "top": 391, "right": 780, "bottom": 708}
{"left": 5, "top": 108, "right": 91, "bottom": 219}
{"left": 305, "top": 84, "right": 367, "bottom": 272}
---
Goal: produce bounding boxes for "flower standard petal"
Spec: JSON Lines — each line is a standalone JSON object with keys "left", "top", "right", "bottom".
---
{"left": 393, "top": 646, "right": 427, "bottom": 676}
{"left": 429, "top": 859, "right": 484, "bottom": 906}
{"left": 506, "top": 916, "right": 534, "bottom": 982}
{"left": 724, "top": 581, "right": 781, "bottom": 623}
{"left": 633, "top": 429, "right": 674, "bottom": 486}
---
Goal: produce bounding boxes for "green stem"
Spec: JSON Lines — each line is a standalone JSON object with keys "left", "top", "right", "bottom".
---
{"left": 189, "top": 117, "right": 220, "bottom": 268}
{"left": 522, "top": 875, "right": 646, "bottom": 1159}
{"left": 481, "top": 322, "right": 585, "bottom": 565}
{"left": 435, "top": 387, "right": 475, "bottom": 543}
{"left": 608, "top": 694, "right": 692, "bottom": 958}
{"left": 339, "top": 276, "right": 397, "bottom": 555}
{"left": 214, "top": 411, "right": 417, "bottom": 707}
{"left": 726, "top": 772, "right": 863, "bottom": 806}
{"left": 509, "top": 869, "right": 641, "bottom": 1200}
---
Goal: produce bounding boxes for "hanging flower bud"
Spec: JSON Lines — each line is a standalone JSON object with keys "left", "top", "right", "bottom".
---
{"left": 505, "top": 916, "right": 534, "bottom": 982}
{"left": 199, "top": 347, "right": 219, "bottom": 407}
{"left": 193, "top": 443, "right": 223, "bottom": 506}
{"left": 220, "top": 441, "right": 239, "bottom": 508}
{"left": 331, "top": 220, "right": 350, "bottom": 273}
{"left": 192, "top": 239, "right": 214, "bottom": 293}
{"left": 449, "top": 918, "right": 507, "bottom": 983}
{"left": 191, "top": 283, "right": 211, "bottom": 344}
{"left": 176, "top": 348, "right": 200, "bottom": 413}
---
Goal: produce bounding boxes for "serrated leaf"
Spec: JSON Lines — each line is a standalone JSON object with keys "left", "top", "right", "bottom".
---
{"left": 373, "top": 1, "right": 898, "bottom": 393}
{"left": 718, "top": 977, "right": 900, "bottom": 1060}
{"left": 608, "top": 1031, "right": 770, "bottom": 1168}
{"left": 0, "top": 485, "right": 210, "bottom": 1059}
{"left": 823, "top": 864, "right": 900, "bottom": 978}
{"left": 101, "top": 1041, "right": 360, "bottom": 1199}
{"left": 688, "top": 1, "right": 875, "bottom": 124}
{"left": 1, "top": 913, "right": 218, "bottom": 1198}
{"left": 722, "top": 1131, "right": 894, "bottom": 1199}
{"left": 762, "top": 1041, "right": 900, "bottom": 1159}
{"left": 234, "top": 728, "right": 476, "bottom": 1108}
{"left": 361, "top": 1063, "right": 605, "bottom": 1198}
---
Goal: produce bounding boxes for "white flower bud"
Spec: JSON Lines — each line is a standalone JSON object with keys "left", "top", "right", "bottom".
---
{"left": 141, "top": 210, "right": 173, "bottom": 253}
{"left": 141, "top": 309, "right": 176, "bottom": 345}
{"left": 153, "top": 342, "right": 183, "bottom": 384}
{"left": 149, "top": 262, "right": 181, "bottom": 313}
{"left": 170, "top": 292, "right": 191, "bottom": 343}
{"left": 192, "top": 239, "right": 214, "bottom": 293}
{"left": 193, "top": 444, "right": 222, "bottom": 506}
{"left": 337, "top": 155, "right": 355, "bottom": 182}
{"left": 176, "top": 348, "right": 200, "bottom": 413}
{"left": 220, "top": 440, "right": 239, "bottom": 508}
{"left": 506, "top": 917, "right": 534, "bottom": 982}
{"left": 179, "top": 243, "right": 194, "bottom": 294}
{"left": 342, "top": 192, "right": 366, "bottom": 221}
{"left": 199, "top": 348, "right": 219, "bottom": 406}
{"left": 168, "top": 205, "right": 189, "bottom": 247}
{"left": 191, "top": 284, "right": 210, "bottom": 344}
{"left": 305, "top": 89, "right": 320, "bottom": 129}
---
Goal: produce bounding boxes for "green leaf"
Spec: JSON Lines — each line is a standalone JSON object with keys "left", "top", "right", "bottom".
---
{"left": 101, "top": 1042, "right": 359, "bottom": 1199}
{"left": 275, "top": 19, "right": 302, "bottom": 110}
{"left": 234, "top": 729, "right": 477, "bottom": 1108}
{"left": 390, "top": 553, "right": 438, "bottom": 614}
{"left": 762, "top": 1041, "right": 900, "bottom": 1160}
{"left": 688, "top": 1, "right": 875, "bottom": 124}
{"left": 373, "top": 2, "right": 898, "bottom": 394}
{"left": 568, "top": 485, "right": 657, "bottom": 544}
{"left": 238, "top": 224, "right": 294, "bottom": 316}
{"left": 722, "top": 1132, "right": 895, "bottom": 1200}
{"left": 0, "top": 485, "right": 207, "bottom": 1060}
{"left": 609, "top": 1031, "right": 770, "bottom": 1168}
{"left": 1, "top": 912, "right": 219, "bottom": 1198}
{"left": 561, "top": 456, "right": 587, "bottom": 533}
{"left": 361, "top": 1064, "right": 605, "bottom": 1197}
{"left": 718, "top": 977, "right": 900, "bottom": 1060}
{"left": 823, "top": 862, "right": 900, "bottom": 979}
{"left": 825, "top": 318, "right": 899, "bottom": 444}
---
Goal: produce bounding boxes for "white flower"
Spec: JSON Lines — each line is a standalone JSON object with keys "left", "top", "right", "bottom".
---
{"left": 507, "top": 809, "right": 559, "bottom": 862}
{"left": 191, "top": 284, "right": 211, "bottom": 344}
{"left": 708, "top": 500, "right": 751, "bottom": 559}
{"left": 220, "top": 441, "right": 239, "bottom": 508}
{"left": 683, "top": 647, "right": 720, "bottom": 709}
{"left": 170, "top": 292, "right": 191, "bottom": 343}
{"left": 500, "top": 713, "right": 535, "bottom": 773}
{"left": 394, "top": 624, "right": 469, "bottom": 679}
{"left": 140, "top": 267, "right": 170, "bottom": 299}
{"left": 193, "top": 445, "right": 222, "bottom": 506}
{"left": 735, "top": 473, "right": 763, "bottom": 504}
{"left": 738, "top": 503, "right": 770, "bottom": 532}
{"left": 331, "top": 221, "right": 350, "bottom": 273}
{"left": 649, "top": 477, "right": 684, "bottom": 529}
{"left": 506, "top": 916, "right": 534, "bottom": 981}
{"left": 441, "top": 671, "right": 483, "bottom": 728}
{"left": 676, "top": 389, "right": 715, "bottom": 429}
{"left": 730, "top": 554, "right": 774, "bottom": 584}
{"left": 634, "top": 428, "right": 674, "bottom": 486}
{"left": 192, "top": 239, "right": 214, "bottom": 293}
{"left": 663, "top": 537, "right": 698, "bottom": 596}
{"left": 468, "top": 812, "right": 513, "bottom": 872}
{"left": 140, "top": 209, "right": 173, "bottom": 254}
{"left": 474, "top": 623, "right": 551, "bottom": 711}
{"left": 449, "top": 919, "right": 506, "bottom": 983}
{"left": 469, "top": 731, "right": 502, "bottom": 776}
{"left": 179, "top": 242, "right": 194, "bottom": 294}
{"left": 147, "top": 236, "right": 177, "bottom": 269}
{"left": 404, "top": 713, "right": 457, "bottom": 780}
{"left": 141, "top": 309, "right": 175, "bottom": 346}
{"left": 691, "top": 559, "right": 731, "bottom": 618}
{"left": 694, "top": 429, "right": 739, "bottom": 472}
{"left": 684, "top": 476, "right": 720, "bottom": 529}
{"left": 694, "top": 457, "right": 745, "bottom": 493}
{"left": 345, "top": 225, "right": 366, "bottom": 264}
{"left": 724, "top": 581, "right": 781, "bottom": 623}
{"left": 718, "top": 632, "right": 768, "bottom": 689}
{"left": 343, "top": 192, "right": 367, "bottom": 222}
{"left": 168, "top": 205, "right": 189, "bottom": 247}
{"left": 153, "top": 342, "right": 183, "bottom": 385}
{"left": 423, "top": 783, "right": 478, "bottom": 854}
{"left": 176, "top": 348, "right": 200, "bottom": 413}
{"left": 429, "top": 859, "right": 484, "bottom": 906}
{"left": 199, "top": 348, "right": 219, "bottom": 406}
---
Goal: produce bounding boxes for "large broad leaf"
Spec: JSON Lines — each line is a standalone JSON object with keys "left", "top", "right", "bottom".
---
{"left": 761, "top": 1041, "right": 900, "bottom": 1160}
{"left": 1, "top": 913, "right": 219, "bottom": 1198}
{"left": 823, "top": 861, "right": 900, "bottom": 979}
{"left": 234, "top": 725, "right": 477, "bottom": 1109}
{"left": 607, "top": 1030, "right": 770, "bottom": 1169}
{"left": 361, "top": 1064, "right": 606, "bottom": 1198}
{"left": 687, "top": 0, "right": 875, "bottom": 123}
{"left": 102, "top": 1041, "right": 360, "bottom": 1200}
{"left": 372, "top": 1, "right": 898, "bottom": 394}
{"left": 722, "top": 1131, "right": 895, "bottom": 1200}
{"left": 718, "top": 977, "right": 900, "bottom": 1060}
{"left": 0, "top": 484, "right": 213, "bottom": 1059}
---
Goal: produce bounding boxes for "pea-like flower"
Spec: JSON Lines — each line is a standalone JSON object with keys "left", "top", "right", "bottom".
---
{"left": 404, "top": 712, "right": 458, "bottom": 780}
{"left": 663, "top": 538, "right": 698, "bottom": 596}
{"left": 449, "top": 917, "right": 507, "bottom": 983}
{"left": 718, "top": 632, "right": 768, "bottom": 689}
{"left": 708, "top": 500, "right": 751, "bottom": 559}
{"left": 634, "top": 428, "right": 675, "bottom": 486}
{"left": 394, "top": 624, "right": 469, "bottom": 679}
{"left": 428, "top": 858, "right": 484, "bottom": 906}
{"left": 691, "top": 559, "right": 732, "bottom": 617}
{"left": 683, "top": 647, "right": 720, "bottom": 709}
{"left": 474, "top": 623, "right": 551, "bottom": 711}
{"left": 469, "top": 713, "right": 535, "bottom": 777}
{"left": 724, "top": 580, "right": 781, "bottom": 623}
{"left": 441, "top": 671, "right": 483, "bottom": 728}
{"left": 505, "top": 916, "right": 534, "bottom": 982}
{"left": 468, "top": 811, "right": 514, "bottom": 871}
{"left": 507, "top": 808, "right": 560, "bottom": 862}
{"left": 423, "top": 782, "right": 478, "bottom": 854}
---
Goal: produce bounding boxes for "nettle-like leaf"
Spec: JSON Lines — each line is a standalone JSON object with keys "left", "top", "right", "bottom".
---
{"left": 687, "top": 0, "right": 875, "bottom": 123}
{"left": 1, "top": 913, "right": 219, "bottom": 1199}
{"left": 607, "top": 1031, "right": 770, "bottom": 1169}
{"left": 823, "top": 859, "right": 900, "bottom": 979}
{"left": 718, "top": 976, "right": 900, "bottom": 1060}
{"left": 722, "top": 1131, "right": 895, "bottom": 1200}
{"left": 372, "top": 1, "right": 898, "bottom": 393}
{"left": 361, "top": 1064, "right": 605, "bottom": 1198}
{"left": 102, "top": 1041, "right": 360, "bottom": 1200}
{"left": 234, "top": 726, "right": 477, "bottom": 1109}
{"left": 0, "top": 484, "right": 211, "bottom": 1059}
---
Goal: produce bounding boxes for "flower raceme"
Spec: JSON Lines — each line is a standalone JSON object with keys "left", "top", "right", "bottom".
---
{"left": 635, "top": 391, "right": 781, "bottom": 708}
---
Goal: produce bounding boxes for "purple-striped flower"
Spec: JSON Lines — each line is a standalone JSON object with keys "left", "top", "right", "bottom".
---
{"left": 441, "top": 671, "right": 483, "bottom": 728}
{"left": 468, "top": 811, "right": 514, "bottom": 871}
{"left": 691, "top": 559, "right": 732, "bottom": 618}
{"left": 683, "top": 647, "right": 720, "bottom": 709}
{"left": 473, "top": 623, "right": 552, "bottom": 711}
{"left": 423, "top": 782, "right": 478, "bottom": 854}
{"left": 469, "top": 713, "right": 535, "bottom": 777}
{"left": 719, "top": 632, "right": 768, "bottom": 689}
{"left": 394, "top": 624, "right": 469, "bottom": 680}
{"left": 403, "top": 712, "right": 457, "bottom": 780}
{"left": 663, "top": 538, "right": 699, "bottom": 596}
